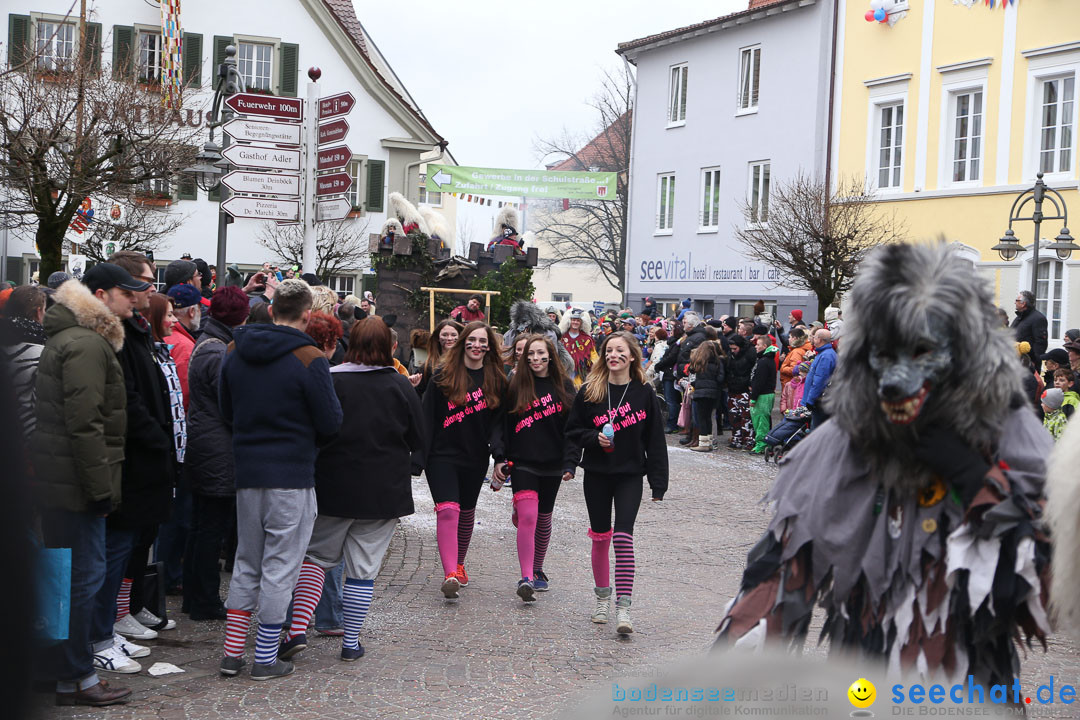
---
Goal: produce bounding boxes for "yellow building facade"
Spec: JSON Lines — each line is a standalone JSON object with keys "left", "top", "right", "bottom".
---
{"left": 832, "top": 0, "right": 1080, "bottom": 342}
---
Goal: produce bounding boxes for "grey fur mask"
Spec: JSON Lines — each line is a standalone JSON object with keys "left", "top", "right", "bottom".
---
{"left": 868, "top": 333, "right": 952, "bottom": 425}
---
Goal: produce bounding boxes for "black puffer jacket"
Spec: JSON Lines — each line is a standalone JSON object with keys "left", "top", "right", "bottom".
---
{"left": 1011, "top": 306, "right": 1048, "bottom": 367}
{"left": 676, "top": 325, "right": 708, "bottom": 378}
{"left": 726, "top": 336, "right": 756, "bottom": 394}
{"left": 691, "top": 359, "right": 725, "bottom": 400}
{"left": 109, "top": 313, "right": 174, "bottom": 529}
{"left": 184, "top": 318, "right": 235, "bottom": 497}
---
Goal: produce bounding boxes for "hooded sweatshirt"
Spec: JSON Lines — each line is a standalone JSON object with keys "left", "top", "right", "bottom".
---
{"left": 219, "top": 323, "right": 342, "bottom": 489}
{"left": 750, "top": 345, "right": 779, "bottom": 400}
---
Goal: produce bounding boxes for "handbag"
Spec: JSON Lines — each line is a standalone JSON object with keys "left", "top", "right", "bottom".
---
{"left": 677, "top": 386, "right": 694, "bottom": 428}
{"left": 35, "top": 545, "right": 71, "bottom": 642}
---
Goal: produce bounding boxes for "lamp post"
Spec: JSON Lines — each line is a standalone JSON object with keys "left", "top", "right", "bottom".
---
{"left": 185, "top": 45, "right": 244, "bottom": 279}
{"left": 992, "top": 172, "right": 1077, "bottom": 303}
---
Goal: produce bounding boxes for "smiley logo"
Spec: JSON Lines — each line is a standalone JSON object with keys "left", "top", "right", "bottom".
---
{"left": 848, "top": 678, "right": 876, "bottom": 709}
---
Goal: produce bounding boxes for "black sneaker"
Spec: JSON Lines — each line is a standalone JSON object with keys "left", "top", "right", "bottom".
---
{"left": 279, "top": 633, "right": 307, "bottom": 660}
{"left": 250, "top": 659, "right": 294, "bottom": 681}
{"left": 340, "top": 644, "right": 365, "bottom": 662}
{"left": 516, "top": 578, "right": 536, "bottom": 602}
{"left": 219, "top": 656, "right": 246, "bottom": 676}
{"left": 533, "top": 571, "right": 550, "bottom": 592}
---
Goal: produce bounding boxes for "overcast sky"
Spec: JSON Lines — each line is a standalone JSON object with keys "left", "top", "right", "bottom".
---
{"left": 355, "top": 0, "right": 746, "bottom": 171}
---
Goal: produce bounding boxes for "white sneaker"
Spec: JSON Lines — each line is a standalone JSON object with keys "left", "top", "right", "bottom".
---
{"left": 114, "top": 614, "right": 158, "bottom": 640}
{"left": 93, "top": 645, "right": 142, "bottom": 674}
{"left": 592, "top": 587, "right": 611, "bottom": 624}
{"left": 615, "top": 596, "right": 633, "bottom": 634}
{"left": 134, "top": 608, "right": 177, "bottom": 631}
{"left": 114, "top": 634, "right": 150, "bottom": 659}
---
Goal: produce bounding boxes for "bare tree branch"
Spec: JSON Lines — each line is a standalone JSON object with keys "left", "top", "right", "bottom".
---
{"left": 256, "top": 217, "right": 371, "bottom": 282}
{"left": 77, "top": 201, "right": 188, "bottom": 262}
{"left": 531, "top": 65, "right": 632, "bottom": 297}
{"left": 733, "top": 173, "right": 908, "bottom": 319}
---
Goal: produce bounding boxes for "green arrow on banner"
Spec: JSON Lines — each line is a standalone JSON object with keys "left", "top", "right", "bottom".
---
{"left": 425, "top": 164, "right": 617, "bottom": 200}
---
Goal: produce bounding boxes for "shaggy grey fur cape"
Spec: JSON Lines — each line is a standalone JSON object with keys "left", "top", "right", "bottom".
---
{"left": 502, "top": 300, "right": 573, "bottom": 375}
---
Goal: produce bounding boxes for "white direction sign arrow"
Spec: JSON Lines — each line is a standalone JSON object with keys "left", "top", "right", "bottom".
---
{"left": 222, "top": 144, "right": 301, "bottom": 171}
{"left": 221, "top": 170, "right": 300, "bottom": 197}
{"left": 223, "top": 118, "right": 301, "bottom": 146}
{"left": 316, "top": 197, "right": 352, "bottom": 223}
{"left": 221, "top": 196, "right": 300, "bottom": 222}
{"left": 430, "top": 168, "right": 452, "bottom": 188}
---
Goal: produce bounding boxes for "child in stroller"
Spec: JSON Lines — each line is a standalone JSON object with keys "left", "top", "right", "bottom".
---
{"left": 763, "top": 405, "right": 812, "bottom": 463}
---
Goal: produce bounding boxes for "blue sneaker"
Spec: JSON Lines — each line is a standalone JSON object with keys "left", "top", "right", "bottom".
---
{"left": 340, "top": 644, "right": 365, "bottom": 662}
{"left": 516, "top": 578, "right": 536, "bottom": 602}
{"left": 533, "top": 571, "right": 549, "bottom": 592}
{"left": 279, "top": 633, "right": 307, "bottom": 660}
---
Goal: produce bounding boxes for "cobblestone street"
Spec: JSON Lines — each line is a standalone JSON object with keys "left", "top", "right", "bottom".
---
{"left": 38, "top": 436, "right": 1080, "bottom": 719}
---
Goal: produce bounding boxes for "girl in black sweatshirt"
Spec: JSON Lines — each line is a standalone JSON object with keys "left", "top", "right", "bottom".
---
{"left": 490, "top": 335, "right": 576, "bottom": 602}
{"left": 564, "top": 331, "right": 668, "bottom": 635}
{"left": 421, "top": 321, "right": 507, "bottom": 599}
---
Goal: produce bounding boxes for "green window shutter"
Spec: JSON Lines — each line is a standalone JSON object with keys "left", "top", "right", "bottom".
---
{"left": 365, "top": 159, "right": 385, "bottom": 213}
{"left": 7, "top": 14, "right": 30, "bottom": 68}
{"left": 212, "top": 35, "right": 230, "bottom": 89}
{"left": 81, "top": 22, "right": 102, "bottom": 70}
{"left": 182, "top": 31, "right": 202, "bottom": 88}
{"left": 112, "top": 25, "right": 134, "bottom": 78}
{"left": 208, "top": 183, "right": 221, "bottom": 202}
{"left": 279, "top": 42, "right": 299, "bottom": 97}
{"left": 176, "top": 174, "right": 197, "bottom": 201}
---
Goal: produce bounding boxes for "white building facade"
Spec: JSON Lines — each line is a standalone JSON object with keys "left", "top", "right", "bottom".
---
{"left": 617, "top": 0, "right": 834, "bottom": 320}
{"left": 3, "top": 0, "right": 449, "bottom": 293}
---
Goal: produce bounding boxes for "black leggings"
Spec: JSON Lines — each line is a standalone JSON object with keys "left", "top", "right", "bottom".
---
{"left": 583, "top": 472, "right": 642, "bottom": 535}
{"left": 510, "top": 468, "right": 561, "bottom": 513}
{"left": 426, "top": 461, "right": 487, "bottom": 510}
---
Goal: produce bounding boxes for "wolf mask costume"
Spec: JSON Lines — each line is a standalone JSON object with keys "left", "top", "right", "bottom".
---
{"left": 716, "top": 243, "right": 1051, "bottom": 688}
{"left": 502, "top": 300, "right": 573, "bottom": 375}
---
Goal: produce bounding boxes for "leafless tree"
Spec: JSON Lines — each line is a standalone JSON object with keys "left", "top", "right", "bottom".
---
{"left": 256, "top": 217, "right": 371, "bottom": 282}
{"left": 532, "top": 65, "right": 632, "bottom": 298}
{"left": 733, "top": 173, "right": 908, "bottom": 319}
{"left": 457, "top": 214, "right": 476, "bottom": 255}
{"left": 77, "top": 201, "right": 187, "bottom": 262}
{"left": 0, "top": 28, "right": 201, "bottom": 277}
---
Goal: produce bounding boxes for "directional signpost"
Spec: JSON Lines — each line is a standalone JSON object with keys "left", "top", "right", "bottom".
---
{"left": 224, "top": 93, "right": 303, "bottom": 122}
{"left": 221, "top": 170, "right": 300, "bottom": 197}
{"left": 222, "top": 144, "right": 301, "bottom": 171}
{"left": 317, "top": 119, "right": 349, "bottom": 146}
{"left": 316, "top": 146, "right": 352, "bottom": 171}
{"left": 315, "top": 172, "right": 352, "bottom": 196}
{"left": 223, "top": 118, "right": 301, "bottom": 146}
{"left": 221, "top": 196, "right": 300, "bottom": 221}
{"left": 319, "top": 92, "right": 355, "bottom": 119}
{"left": 316, "top": 197, "right": 352, "bottom": 222}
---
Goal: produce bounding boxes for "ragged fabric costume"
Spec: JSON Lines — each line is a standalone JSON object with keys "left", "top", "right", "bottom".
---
{"left": 559, "top": 310, "right": 598, "bottom": 387}
{"left": 502, "top": 300, "right": 574, "bottom": 376}
{"left": 716, "top": 243, "right": 1051, "bottom": 688}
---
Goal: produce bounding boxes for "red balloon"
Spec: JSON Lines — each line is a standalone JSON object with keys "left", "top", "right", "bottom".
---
{"left": 865, "top": 9, "right": 875, "bottom": 21}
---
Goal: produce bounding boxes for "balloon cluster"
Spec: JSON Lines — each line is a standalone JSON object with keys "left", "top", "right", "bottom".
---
{"left": 865, "top": 0, "right": 896, "bottom": 22}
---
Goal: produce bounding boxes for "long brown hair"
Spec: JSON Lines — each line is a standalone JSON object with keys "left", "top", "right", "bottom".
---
{"left": 690, "top": 339, "right": 724, "bottom": 373}
{"left": 507, "top": 335, "right": 573, "bottom": 414}
{"left": 425, "top": 318, "right": 463, "bottom": 374}
{"left": 583, "top": 331, "right": 646, "bottom": 403}
{"left": 147, "top": 293, "right": 175, "bottom": 342}
{"left": 436, "top": 321, "right": 507, "bottom": 408}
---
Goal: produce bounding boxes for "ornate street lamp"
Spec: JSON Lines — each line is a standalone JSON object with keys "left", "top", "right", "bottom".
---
{"left": 996, "top": 172, "right": 1077, "bottom": 302}
{"left": 187, "top": 141, "right": 224, "bottom": 192}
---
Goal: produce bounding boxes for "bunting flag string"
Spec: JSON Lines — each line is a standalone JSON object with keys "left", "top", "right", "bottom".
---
{"left": 160, "top": 0, "right": 183, "bottom": 108}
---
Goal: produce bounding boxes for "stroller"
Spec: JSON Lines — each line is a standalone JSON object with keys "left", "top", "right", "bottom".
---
{"left": 763, "top": 406, "right": 812, "bottom": 463}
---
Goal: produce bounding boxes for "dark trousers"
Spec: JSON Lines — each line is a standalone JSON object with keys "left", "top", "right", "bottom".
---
{"left": 810, "top": 403, "right": 829, "bottom": 430}
{"left": 125, "top": 526, "right": 159, "bottom": 616}
{"left": 40, "top": 510, "right": 106, "bottom": 686}
{"left": 662, "top": 377, "right": 681, "bottom": 431}
{"left": 156, "top": 472, "right": 190, "bottom": 590}
{"left": 693, "top": 396, "right": 717, "bottom": 434}
{"left": 90, "top": 526, "right": 139, "bottom": 648}
{"left": 183, "top": 493, "right": 234, "bottom": 616}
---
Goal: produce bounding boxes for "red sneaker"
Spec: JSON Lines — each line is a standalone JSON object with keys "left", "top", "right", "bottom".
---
{"left": 455, "top": 564, "right": 469, "bottom": 587}
{"left": 440, "top": 574, "right": 460, "bottom": 599}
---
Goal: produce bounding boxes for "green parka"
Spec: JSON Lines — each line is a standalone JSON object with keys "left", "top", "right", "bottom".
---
{"left": 33, "top": 280, "right": 127, "bottom": 513}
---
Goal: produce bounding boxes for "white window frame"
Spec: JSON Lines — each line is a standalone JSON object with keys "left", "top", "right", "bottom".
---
{"left": 135, "top": 26, "right": 163, "bottom": 82}
{"left": 699, "top": 166, "right": 721, "bottom": 233}
{"left": 1022, "top": 47, "right": 1080, "bottom": 183}
{"left": 417, "top": 175, "right": 442, "bottom": 207}
{"left": 747, "top": 161, "right": 771, "bottom": 227}
{"left": 937, "top": 66, "right": 988, "bottom": 189}
{"left": 328, "top": 275, "right": 355, "bottom": 297}
{"left": 1037, "top": 75, "right": 1075, "bottom": 177}
{"left": 1018, "top": 255, "right": 1069, "bottom": 344}
{"left": 235, "top": 37, "right": 276, "bottom": 93}
{"left": 551, "top": 293, "right": 572, "bottom": 303}
{"left": 667, "top": 63, "right": 688, "bottom": 127}
{"left": 655, "top": 173, "right": 675, "bottom": 235}
{"left": 30, "top": 13, "right": 76, "bottom": 72}
{"left": 737, "top": 45, "right": 761, "bottom": 116}
{"left": 344, "top": 155, "right": 368, "bottom": 212}
{"left": 865, "top": 79, "right": 909, "bottom": 193}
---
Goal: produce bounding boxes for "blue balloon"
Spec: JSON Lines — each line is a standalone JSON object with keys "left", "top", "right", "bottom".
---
{"left": 874, "top": 7, "right": 887, "bottom": 21}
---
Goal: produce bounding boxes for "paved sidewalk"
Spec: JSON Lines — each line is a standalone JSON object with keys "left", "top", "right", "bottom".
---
{"left": 37, "top": 437, "right": 1080, "bottom": 719}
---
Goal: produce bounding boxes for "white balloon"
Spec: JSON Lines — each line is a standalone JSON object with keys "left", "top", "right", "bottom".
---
{"left": 870, "top": 0, "right": 885, "bottom": 10}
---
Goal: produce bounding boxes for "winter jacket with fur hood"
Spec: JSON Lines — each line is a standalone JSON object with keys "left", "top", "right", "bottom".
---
{"left": 33, "top": 280, "right": 126, "bottom": 514}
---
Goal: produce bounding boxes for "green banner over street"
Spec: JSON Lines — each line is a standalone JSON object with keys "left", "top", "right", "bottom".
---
{"left": 425, "top": 164, "right": 617, "bottom": 200}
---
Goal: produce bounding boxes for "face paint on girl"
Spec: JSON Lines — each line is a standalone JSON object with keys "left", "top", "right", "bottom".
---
{"left": 605, "top": 338, "right": 631, "bottom": 371}
{"left": 527, "top": 342, "right": 550, "bottom": 376}
{"left": 439, "top": 326, "right": 459, "bottom": 349}
{"left": 465, "top": 328, "right": 489, "bottom": 361}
